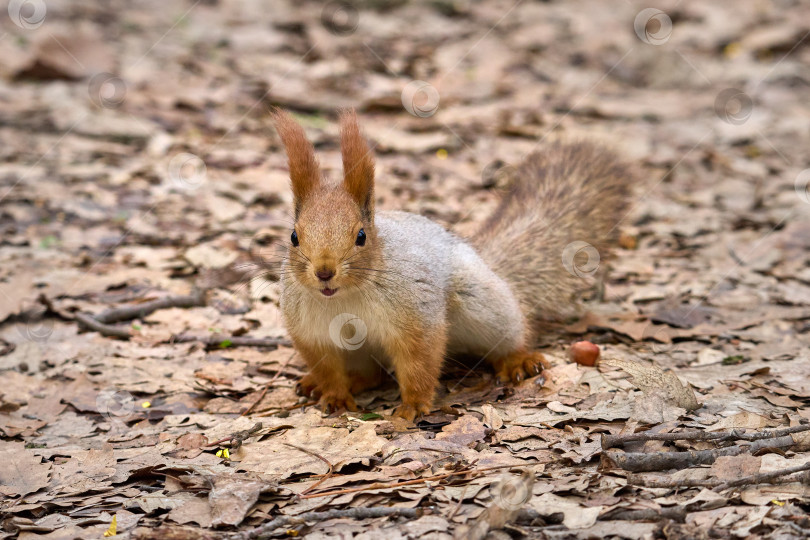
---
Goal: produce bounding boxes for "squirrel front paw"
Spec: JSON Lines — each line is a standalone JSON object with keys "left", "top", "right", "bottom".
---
{"left": 318, "top": 391, "right": 358, "bottom": 415}
{"left": 297, "top": 374, "right": 358, "bottom": 413}
{"left": 296, "top": 373, "right": 322, "bottom": 399}
{"left": 393, "top": 401, "right": 431, "bottom": 422}
{"left": 493, "top": 350, "right": 549, "bottom": 384}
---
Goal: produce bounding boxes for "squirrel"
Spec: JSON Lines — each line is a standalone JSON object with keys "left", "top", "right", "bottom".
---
{"left": 272, "top": 109, "right": 632, "bottom": 421}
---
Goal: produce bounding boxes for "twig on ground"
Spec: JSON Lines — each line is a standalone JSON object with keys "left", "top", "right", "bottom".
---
{"left": 626, "top": 474, "right": 720, "bottom": 488}
{"left": 713, "top": 462, "right": 810, "bottom": 492}
{"left": 72, "top": 289, "right": 294, "bottom": 348}
{"left": 604, "top": 435, "right": 797, "bottom": 472}
{"left": 170, "top": 334, "right": 292, "bottom": 349}
{"left": 283, "top": 443, "right": 336, "bottom": 496}
{"left": 242, "top": 351, "right": 297, "bottom": 416}
{"left": 602, "top": 424, "right": 810, "bottom": 450}
{"left": 601, "top": 507, "right": 687, "bottom": 522}
{"left": 75, "top": 290, "right": 206, "bottom": 339}
{"left": 230, "top": 507, "right": 423, "bottom": 540}
{"left": 447, "top": 484, "right": 469, "bottom": 520}
{"left": 74, "top": 312, "right": 132, "bottom": 339}
{"left": 518, "top": 506, "right": 686, "bottom": 525}
{"left": 205, "top": 422, "right": 263, "bottom": 449}
{"left": 627, "top": 463, "right": 810, "bottom": 491}
{"left": 93, "top": 290, "right": 207, "bottom": 323}
{"left": 256, "top": 400, "right": 317, "bottom": 417}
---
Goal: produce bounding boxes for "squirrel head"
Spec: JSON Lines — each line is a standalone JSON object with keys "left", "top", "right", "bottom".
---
{"left": 272, "top": 108, "right": 378, "bottom": 298}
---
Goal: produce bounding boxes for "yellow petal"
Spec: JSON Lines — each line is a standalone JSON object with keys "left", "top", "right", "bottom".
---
{"left": 103, "top": 515, "right": 117, "bottom": 537}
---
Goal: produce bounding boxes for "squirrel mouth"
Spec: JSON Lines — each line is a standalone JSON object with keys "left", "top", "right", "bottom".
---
{"left": 320, "top": 287, "right": 338, "bottom": 297}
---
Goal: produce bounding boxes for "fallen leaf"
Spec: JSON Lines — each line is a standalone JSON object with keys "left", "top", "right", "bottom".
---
{"left": 210, "top": 474, "right": 276, "bottom": 527}
{"left": 602, "top": 358, "right": 700, "bottom": 411}
{"left": 436, "top": 415, "right": 489, "bottom": 447}
{"left": 711, "top": 455, "right": 761, "bottom": 481}
{"left": 0, "top": 441, "right": 51, "bottom": 497}
{"left": 527, "top": 493, "right": 602, "bottom": 529}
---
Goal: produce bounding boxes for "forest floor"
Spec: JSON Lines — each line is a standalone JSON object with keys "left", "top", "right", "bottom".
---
{"left": 2, "top": 0, "right": 810, "bottom": 538}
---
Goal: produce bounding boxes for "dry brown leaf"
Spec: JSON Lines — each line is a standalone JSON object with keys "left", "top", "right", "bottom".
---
{"left": 711, "top": 455, "right": 761, "bottom": 481}
{"left": 164, "top": 433, "right": 209, "bottom": 459}
{"left": 167, "top": 496, "right": 213, "bottom": 528}
{"left": 238, "top": 423, "right": 386, "bottom": 477}
{"left": 209, "top": 474, "right": 276, "bottom": 527}
{"left": 436, "top": 415, "right": 489, "bottom": 447}
{"left": 602, "top": 358, "right": 700, "bottom": 411}
{"left": 0, "top": 441, "right": 52, "bottom": 497}
{"left": 526, "top": 493, "right": 602, "bottom": 529}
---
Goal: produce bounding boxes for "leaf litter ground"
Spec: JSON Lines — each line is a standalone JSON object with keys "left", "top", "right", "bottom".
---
{"left": 1, "top": 1, "right": 810, "bottom": 538}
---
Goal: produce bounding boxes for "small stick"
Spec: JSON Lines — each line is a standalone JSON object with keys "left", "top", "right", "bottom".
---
{"left": 242, "top": 351, "right": 297, "bottom": 416}
{"left": 74, "top": 313, "right": 132, "bottom": 339}
{"left": 626, "top": 475, "right": 721, "bottom": 488}
{"left": 257, "top": 400, "right": 318, "bottom": 417}
{"left": 602, "top": 424, "right": 810, "bottom": 450}
{"left": 93, "top": 290, "right": 206, "bottom": 324}
{"left": 713, "top": 462, "right": 810, "bottom": 492}
{"left": 283, "top": 443, "right": 335, "bottom": 496}
{"left": 75, "top": 290, "right": 206, "bottom": 339}
{"left": 171, "top": 334, "right": 292, "bottom": 348}
{"left": 73, "top": 289, "right": 293, "bottom": 349}
{"left": 205, "top": 422, "right": 263, "bottom": 449}
{"left": 601, "top": 507, "right": 687, "bottom": 522}
{"left": 300, "top": 464, "right": 524, "bottom": 500}
{"left": 419, "top": 447, "right": 463, "bottom": 455}
{"left": 230, "top": 507, "right": 422, "bottom": 540}
{"left": 628, "top": 466, "right": 810, "bottom": 490}
{"left": 447, "top": 484, "right": 469, "bottom": 519}
{"left": 604, "top": 435, "right": 797, "bottom": 472}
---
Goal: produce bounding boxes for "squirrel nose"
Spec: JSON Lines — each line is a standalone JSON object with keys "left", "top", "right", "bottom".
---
{"left": 315, "top": 268, "right": 335, "bottom": 282}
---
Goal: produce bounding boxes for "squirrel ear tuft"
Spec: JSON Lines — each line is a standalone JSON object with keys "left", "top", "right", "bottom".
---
{"left": 339, "top": 108, "right": 375, "bottom": 220}
{"left": 272, "top": 108, "right": 320, "bottom": 218}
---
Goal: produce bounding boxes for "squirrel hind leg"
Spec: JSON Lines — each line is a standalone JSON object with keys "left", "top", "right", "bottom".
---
{"left": 490, "top": 349, "right": 549, "bottom": 384}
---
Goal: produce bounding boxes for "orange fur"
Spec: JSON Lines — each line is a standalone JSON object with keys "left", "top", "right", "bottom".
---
{"left": 339, "top": 109, "right": 375, "bottom": 218}
{"left": 489, "top": 349, "right": 549, "bottom": 383}
{"left": 272, "top": 108, "right": 321, "bottom": 216}
{"left": 384, "top": 317, "right": 447, "bottom": 421}
{"left": 292, "top": 337, "right": 357, "bottom": 413}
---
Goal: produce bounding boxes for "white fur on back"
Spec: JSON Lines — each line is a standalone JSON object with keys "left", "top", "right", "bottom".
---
{"left": 280, "top": 210, "right": 525, "bottom": 366}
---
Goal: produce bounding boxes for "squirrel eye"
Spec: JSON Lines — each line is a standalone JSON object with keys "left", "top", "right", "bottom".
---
{"left": 355, "top": 228, "right": 366, "bottom": 246}
{"left": 291, "top": 230, "right": 299, "bottom": 247}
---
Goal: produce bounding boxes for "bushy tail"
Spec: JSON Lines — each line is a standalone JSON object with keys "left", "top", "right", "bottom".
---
{"left": 475, "top": 140, "right": 633, "bottom": 321}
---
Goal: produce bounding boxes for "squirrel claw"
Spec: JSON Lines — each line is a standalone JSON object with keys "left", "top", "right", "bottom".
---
{"left": 393, "top": 402, "right": 430, "bottom": 422}
{"left": 493, "top": 350, "right": 548, "bottom": 385}
{"left": 296, "top": 374, "right": 322, "bottom": 398}
{"left": 318, "top": 393, "right": 358, "bottom": 415}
